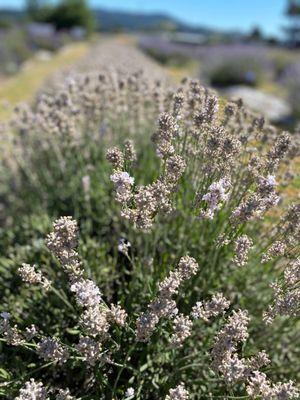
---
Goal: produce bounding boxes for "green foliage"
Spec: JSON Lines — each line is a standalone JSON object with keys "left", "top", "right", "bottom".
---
{"left": 248, "top": 26, "right": 263, "bottom": 41}
{"left": 26, "top": 0, "right": 94, "bottom": 34}
{"left": 48, "top": 0, "right": 94, "bottom": 34}
{"left": 0, "top": 28, "right": 32, "bottom": 75}
{"left": 143, "top": 47, "right": 190, "bottom": 67}
{"left": 0, "top": 18, "right": 12, "bottom": 29}
{"left": 26, "top": 0, "right": 53, "bottom": 22}
{"left": 208, "top": 58, "right": 265, "bottom": 87}
{"left": 286, "top": 2, "right": 300, "bottom": 16}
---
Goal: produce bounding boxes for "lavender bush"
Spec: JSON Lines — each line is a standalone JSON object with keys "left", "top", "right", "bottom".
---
{"left": 0, "top": 40, "right": 299, "bottom": 399}
{"left": 197, "top": 44, "right": 273, "bottom": 87}
{"left": 139, "top": 37, "right": 274, "bottom": 88}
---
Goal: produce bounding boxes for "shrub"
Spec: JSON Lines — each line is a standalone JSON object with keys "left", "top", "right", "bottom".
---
{"left": 208, "top": 58, "right": 263, "bottom": 87}
{"left": 0, "top": 28, "right": 32, "bottom": 75}
{"left": 200, "top": 44, "right": 273, "bottom": 87}
{"left": 27, "top": 0, "right": 95, "bottom": 34}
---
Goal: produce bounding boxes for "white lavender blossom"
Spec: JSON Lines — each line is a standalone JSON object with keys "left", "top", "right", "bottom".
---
{"left": 56, "top": 388, "right": 75, "bottom": 400}
{"left": 18, "top": 264, "right": 51, "bottom": 290}
{"left": 165, "top": 384, "right": 189, "bottom": 400}
{"left": 136, "top": 256, "right": 199, "bottom": 341}
{"left": 16, "top": 379, "right": 48, "bottom": 400}
{"left": 219, "top": 353, "right": 247, "bottom": 384}
{"left": 46, "top": 217, "right": 82, "bottom": 278}
{"left": 25, "top": 325, "right": 38, "bottom": 341}
{"left": 79, "top": 307, "right": 110, "bottom": 337}
{"left": 246, "top": 371, "right": 299, "bottom": 400}
{"left": 191, "top": 293, "right": 230, "bottom": 321}
{"left": 108, "top": 304, "right": 127, "bottom": 326}
{"left": 75, "top": 336, "right": 102, "bottom": 365}
{"left": 136, "top": 311, "right": 160, "bottom": 342}
{"left": 233, "top": 235, "right": 253, "bottom": 267}
{"left": 247, "top": 351, "right": 271, "bottom": 370}
{"left": 125, "top": 387, "right": 135, "bottom": 398}
{"left": 37, "top": 337, "right": 69, "bottom": 364}
{"left": 110, "top": 171, "right": 134, "bottom": 202}
{"left": 284, "top": 259, "right": 300, "bottom": 286}
{"left": 170, "top": 314, "right": 193, "bottom": 346}
{"left": 200, "top": 178, "right": 231, "bottom": 219}
{"left": 211, "top": 310, "right": 250, "bottom": 373}
{"left": 106, "top": 147, "right": 124, "bottom": 169}
{"left": 177, "top": 255, "right": 199, "bottom": 280}
{"left": 232, "top": 175, "right": 279, "bottom": 223}
{"left": 70, "top": 278, "right": 101, "bottom": 308}
{"left": 124, "top": 139, "right": 137, "bottom": 163}
{"left": 263, "top": 283, "right": 300, "bottom": 324}
{"left": 262, "top": 241, "right": 287, "bottom": 263}
{"left": 0, "top": 314, "right": 24, "bottom": 346}
{"left": 246, "top": 371, "right": 274, "bottom": 399}
{"left": 273, "top": 381, "right": 300, "bottom": 400}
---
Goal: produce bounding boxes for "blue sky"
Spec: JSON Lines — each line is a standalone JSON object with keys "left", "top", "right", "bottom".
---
{"left": 0, "top": 0, "right": 288, "bottom": 36}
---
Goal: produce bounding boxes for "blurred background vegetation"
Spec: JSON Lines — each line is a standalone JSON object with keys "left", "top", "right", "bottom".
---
{"left": 2, "top": 0, "right": 300, "bottom": 129}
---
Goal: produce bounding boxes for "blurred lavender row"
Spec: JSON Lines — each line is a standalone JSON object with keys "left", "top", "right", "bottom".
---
{"left": 139, "top": 35, "right": 274, "bottom": 85}
{"left": 139, "top": 34, "right": 300, "bottom": 124}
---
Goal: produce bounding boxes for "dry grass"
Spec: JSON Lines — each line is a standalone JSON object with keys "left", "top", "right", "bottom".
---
{"left": 0, "top": 41, "right": 89, "bottom": 120}
{"left": 165, "top": 60, "right": 199, "bottom": 83}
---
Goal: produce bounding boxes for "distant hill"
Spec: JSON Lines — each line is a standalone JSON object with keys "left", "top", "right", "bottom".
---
{"left": 0, "top": 8, "right": 24, "bottom": 21}
{"left": 0, "top": 7, "right": 215, "bottom": 35}
{"left": 93, "top": 8, "right": 214, "bottom": 34}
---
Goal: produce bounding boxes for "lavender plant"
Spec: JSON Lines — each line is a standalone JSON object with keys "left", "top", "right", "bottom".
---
{"left": 0, "top": 40, "right": 299, "bottom": 399}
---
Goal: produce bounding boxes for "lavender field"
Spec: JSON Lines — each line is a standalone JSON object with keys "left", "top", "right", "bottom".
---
{"left": 0, "top": 2, "right": 299, "bottom": 399}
